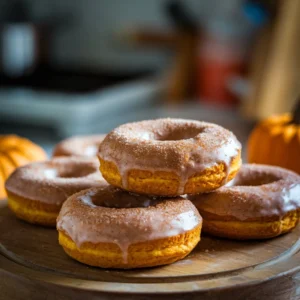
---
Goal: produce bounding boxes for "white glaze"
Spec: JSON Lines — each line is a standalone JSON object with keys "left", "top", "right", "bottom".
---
{"left": 79, "top": 191, "right": 97, "bottom": 208}
{"left": 99, "top": 119, "right": 241, "bottom": 195}
{"left": 190, "top": 164, "right": 300, "bottom": 221}
{"left": 5, "top": 157, "right": 107, "bottom": 205}
{"left": 109, "top": 135, "right": 240, "bottom": 195}
{"left": 84, "top": 145, "right": 98, "bottom": 156}
{"left": 43, "top": 168, "right": 58, "bottom": 179}
{"left": 57, "top": 189, "right": 202, "bottom": 263}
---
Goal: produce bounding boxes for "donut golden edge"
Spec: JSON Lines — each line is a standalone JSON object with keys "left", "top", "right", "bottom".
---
{"left": 199, "top": 210, "right": 299, "bottom": 240}
{"left": 7, "top": 191, "right": 60, "bottom": 227}
{"left": 99, "top": 152, "right": 241, "bottom": 196}
{"left": 58, "top": 225, "right": 201, "bottom": 269}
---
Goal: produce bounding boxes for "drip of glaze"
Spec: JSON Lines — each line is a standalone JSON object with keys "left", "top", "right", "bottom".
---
{"left": 200, "top": 184, "right": 300, "bottom": 221}
{"left": 79, "top": 191, "right": 97, "bottom": 208}
{"left": 58, "top": 196, "right": 200, "bottom": 264}
{"left": 109, "top": 135, "right": 239, "bottom": 195}
{"left": 116, "top": 240, "right": 130, "bottom": 264}
{"left": 170, "top": 211, "right": 200, "bottom": 232}
{"left": 99, "top": 119, "right": 242, "bottom": 196}
{"left": 191, "top": 164, "right": 300, "bottom": 222}
{"left": 243, "top": 183, "right": 300, "bottom": 220}
{"left": 281, "top": 183, "right": 300, "bottom": 212}
{"left": 245, "top": 184, "right": 300, "bottom": 221}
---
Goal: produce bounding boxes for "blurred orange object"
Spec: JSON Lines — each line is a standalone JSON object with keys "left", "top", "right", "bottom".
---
{"left": 197, "top": 19, "right": 247, "bottom": 106}
{"left": 0, "top": 135, "right": 47, "bottom": 199}
{"left": 247, "top": 113, "right": 300, "bottom": 174}
{"left": 198, "top": 49, "right": 243, "bottom": 105}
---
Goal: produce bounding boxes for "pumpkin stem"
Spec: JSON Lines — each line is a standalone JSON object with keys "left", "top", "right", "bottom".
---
{"left": 291, "top": 98, "right": 300, "bottom": 125}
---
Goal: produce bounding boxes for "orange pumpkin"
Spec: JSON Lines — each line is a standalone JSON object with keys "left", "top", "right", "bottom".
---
{"left": 247, "top": 113, "right": 300, "bottom": 174}
{"left": 0, "top": 135, "right": 47, "bottom": 199}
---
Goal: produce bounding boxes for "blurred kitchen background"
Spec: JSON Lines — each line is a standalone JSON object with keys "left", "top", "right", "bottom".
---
{"left": 0, "top": 0, "right": 299, "bottom": 155}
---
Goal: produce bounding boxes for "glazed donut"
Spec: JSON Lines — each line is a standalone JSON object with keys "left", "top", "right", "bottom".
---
{"left": 5, "top": 157, "right": 107, "bottom": 226}
{"left": 53, "top": 134, "right": 106, "bottom": 157}
{"left": 57, "top": 186, "right": 202, "bottom": 269}
{"left": 190, "top": 164, "right": 300, "bottom": 240}
{"left": 98, "top": 118, "right": 242, "bottom": 196}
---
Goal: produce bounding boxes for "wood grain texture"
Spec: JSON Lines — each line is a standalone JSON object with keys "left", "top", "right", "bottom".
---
{"left": 1, "top": 200, "right": 300, "bottom": 299}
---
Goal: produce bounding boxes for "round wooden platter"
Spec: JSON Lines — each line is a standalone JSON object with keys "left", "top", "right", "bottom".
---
{"left": 1, "top": 200, "right": 300, "bottom": 300}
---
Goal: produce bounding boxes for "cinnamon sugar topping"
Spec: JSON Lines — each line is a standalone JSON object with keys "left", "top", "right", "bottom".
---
{"left": 5, "top": 157, "right": 107, "bottom": 205}
{"left": 53, "top": 135, "right": 106, "bottom": 157}
{"left": 57, "top": 186, "right": 202, "bottom": 262}
{"left": 99, "top": 119, "right": 241, "bottom": 194}
{"left": 190, "top": 164, "right": 300, "bottom": 221}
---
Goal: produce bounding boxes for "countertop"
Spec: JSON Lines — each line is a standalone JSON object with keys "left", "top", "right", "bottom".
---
{"left": 0, "top": 103, "right": 253, "bottom": 158}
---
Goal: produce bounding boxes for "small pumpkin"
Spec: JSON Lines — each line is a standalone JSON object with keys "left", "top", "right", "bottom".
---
{"left": 0, "top": 135, "right": 47, "bottom": 199}
{"left": 247, "top": 101, "right": 300, "bottom": 174}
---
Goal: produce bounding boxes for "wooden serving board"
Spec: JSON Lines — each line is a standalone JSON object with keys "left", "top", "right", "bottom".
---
{"left": 1, "top": 200, "right": 300, "bottom": 300}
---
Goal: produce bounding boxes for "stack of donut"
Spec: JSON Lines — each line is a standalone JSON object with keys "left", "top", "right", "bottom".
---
{"left": 4, "top": 119, "right": 300, "bottom": 270}
{"left": 57, "top": 118, "right": 242, "bottom": 269}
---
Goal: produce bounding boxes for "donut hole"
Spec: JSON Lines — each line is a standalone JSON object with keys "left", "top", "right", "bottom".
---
{"left": 85, "top": 189, "right": 162, "bottom": 208}
{"left": 155, "top": 126, "right": 204, "bottom": 141}
{"left": 58, "top": 165, "right": 96, "bottom": 178}
{"left": 233, "top": 173, "right": 280, "bottom": 186}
